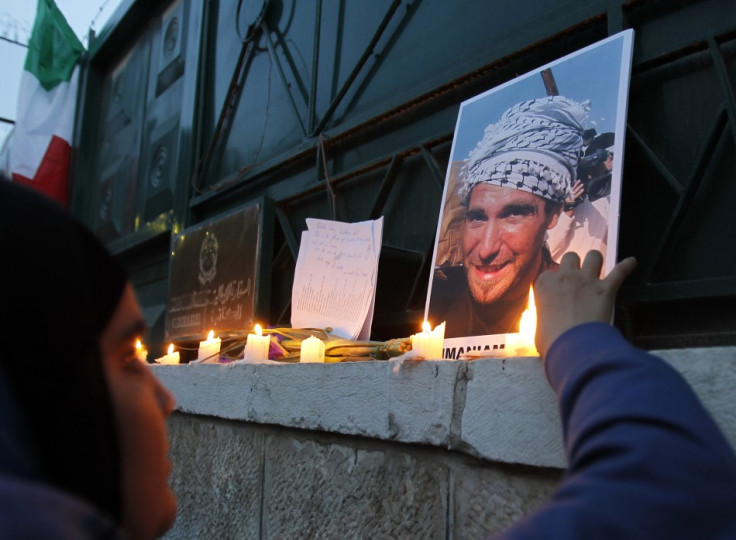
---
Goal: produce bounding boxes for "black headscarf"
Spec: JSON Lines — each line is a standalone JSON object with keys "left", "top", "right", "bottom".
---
{"left": 0, "top": 179, "right": 128, "bottom": 522}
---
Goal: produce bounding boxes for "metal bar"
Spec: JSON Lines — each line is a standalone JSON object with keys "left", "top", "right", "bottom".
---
{"left": 368, "top": 155, "right": 403, "bottom": 219}
{"left": 308, "top": 0, "right": 322, "bottom": 132}
{"left": 272, "top": 241, "right": 290, "bottom": 267}
{"left": 626, "top": 124, "right": 682, "bottom": 194}
{"left": 419, "top": 145, "right": 445, "bottom": 192}
{"left": 261, "top": 21, "right": 308, "bottom": 136}
{"left": 311, "top": 0, "right": 402, "bottom": 135}
{"left": 190, "top": 0, "right": 214, "bottom": 201}
{"left": 274, "top": 205, "right": 300, "bottom": 258}
{"left": 276, "top": 298, "right": 291, "bottom": 327}
{"left": 619, "top": 275, "right": 736, "bottom": 303}
{"left": 190, "top": 132, "right": 451, "bottom": 210}
{"left": 271, "top": 241, "right": 295, "bottom": 325}
{"left": 540, "top": 68, "right": 559, "bottom": 96}
{"left": 646, "top": 108, "right": 727, "bottom": 282}
{"left": 407, "top": 244, "right": 431, "bottom": 314}
{"left": 191, "top": 30, "right": 258, "bottom": 192}
{"left": 215, "top": 37, "right": 256, "bottom": 143}
{"left": 707, "top": 37, "right": 736, "bottom": 150}
{"left": 318, "top": 135, "right": 338, "bottom": 220}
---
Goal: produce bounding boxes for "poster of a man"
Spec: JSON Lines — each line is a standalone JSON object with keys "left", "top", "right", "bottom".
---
{"left": 426, "top": 31, "right": 633, "bottom": 348}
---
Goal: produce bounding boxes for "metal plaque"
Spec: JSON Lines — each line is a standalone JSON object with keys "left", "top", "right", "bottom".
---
{"left": 165, "top": 201, "right": 270, "bottom": 341}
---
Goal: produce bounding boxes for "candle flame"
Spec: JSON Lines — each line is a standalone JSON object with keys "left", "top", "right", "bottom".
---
{"left": 167, "top": 343, "right": 174, "bottom": 355}
{"left": 255, "top": 324, "right": 263, "bottom": 336}
{"left": 207, "top": 330, "right": 214, "bottom": 340}
{"left": 518, "top": 287, "right": 538, "bottom": 355}
{"left": 135, "top": 339, "right": 143, "bottom": 350}
{"left": 422, "top": 320, "right": 431, "bottom": 333}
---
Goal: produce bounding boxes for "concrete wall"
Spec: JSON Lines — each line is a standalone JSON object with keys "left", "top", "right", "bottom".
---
{"left": 165, "top": 417, "right": 560, "bottom": 538}
{"left": 155, "top": 346, "right": 736, "bottom": 538}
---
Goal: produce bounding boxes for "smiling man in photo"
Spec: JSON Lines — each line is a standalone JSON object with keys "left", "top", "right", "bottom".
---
{"left": 429, "top": 96, "right": 589, "bottom": 338}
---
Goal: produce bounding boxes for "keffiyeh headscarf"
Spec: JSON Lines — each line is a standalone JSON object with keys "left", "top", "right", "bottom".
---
{"left": 458, "top": 96, "right": 589, "bottom": 203}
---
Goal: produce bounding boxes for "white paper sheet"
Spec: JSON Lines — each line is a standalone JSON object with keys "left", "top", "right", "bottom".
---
{"left": 291, "top": 217, "right": 383, "bottom": 340}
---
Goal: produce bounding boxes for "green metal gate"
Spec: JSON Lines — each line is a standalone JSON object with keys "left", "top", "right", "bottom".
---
{"left": 73, "top": 0, "right": 736, "bottom": 353}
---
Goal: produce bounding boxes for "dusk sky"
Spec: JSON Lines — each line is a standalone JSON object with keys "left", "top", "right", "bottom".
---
{"left": 0, "top": 0, "right": 125, "bottom": 147}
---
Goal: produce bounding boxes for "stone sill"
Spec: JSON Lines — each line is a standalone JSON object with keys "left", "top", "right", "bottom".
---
{"left": 152, "top": 346, "right": 736, "bottom": 469}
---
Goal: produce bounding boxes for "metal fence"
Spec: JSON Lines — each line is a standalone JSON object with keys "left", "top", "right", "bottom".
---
{"left": 73, "top": 0, "right": 736, "bottom": 352}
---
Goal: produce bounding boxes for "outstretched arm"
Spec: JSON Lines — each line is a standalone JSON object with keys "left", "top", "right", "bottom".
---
{"left": 493, "top": 251, "right": 736, "bottom": 539}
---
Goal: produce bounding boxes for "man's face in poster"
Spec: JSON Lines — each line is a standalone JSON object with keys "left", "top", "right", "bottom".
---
{"left": 428, "top": 96, "right": 592, "bottom": 339}
{"left": 463, "top": 183, "right": 560, "bottom": 305}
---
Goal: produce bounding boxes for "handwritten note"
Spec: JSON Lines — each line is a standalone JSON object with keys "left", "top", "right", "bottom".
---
{"left": 291, "top": 217, "right": 383, "bottom": 340}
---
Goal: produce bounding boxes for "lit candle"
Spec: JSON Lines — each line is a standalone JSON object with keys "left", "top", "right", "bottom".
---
{"left": 135, "top": 339, "right": 148, "bottom": 363}
{"left": 244, "top": 324, "right": 270, "bottom": 362}
{"left": 197, "top": 330, "right": 222, "bottom": 363}
{"left": 300, "top": 335, "right": 325, "bottom": 363}
{"left": 156, "top": 343, "right": 180, "bottom": 365}
{"left": 505, "top": 287, "right": 539, "bottom": 357}
{"left": 410, "top": 321, "right": 446, "bottom": 359}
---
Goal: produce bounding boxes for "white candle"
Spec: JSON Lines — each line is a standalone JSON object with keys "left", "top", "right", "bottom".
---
{"left": 244, "top": 324, "right": 270, "bottom": 362}
{"left": 410, "top": 321, "right": 446, "bottom": 359}
{"left": 300, "top": 335, "right": 325, "bottom": 363}
{"left": 135, "top": 339, "right": 148, "bottom": 363}
{"left": 156, "top": 343, "right": 180, "bottom": 365}
{"left": 198, "top": 330, "right": 222, "bottom": 362}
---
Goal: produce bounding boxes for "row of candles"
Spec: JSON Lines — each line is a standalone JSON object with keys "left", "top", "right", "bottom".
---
{"left": 144, "top": 324, "right": 328, "bottom": 365}
{"left": 140, "top": 317, "right": 534, "bottom": 364}
{"left": 139, "top": 288, "right": 538, "bottom": 364}
{"left": 139, "top": 320, "right": 448, "bottom": 365}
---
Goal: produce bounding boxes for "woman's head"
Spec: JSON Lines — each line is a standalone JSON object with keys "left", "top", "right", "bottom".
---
{"left": 99, "top": 283, "right": 177, "bottom": 538}
{"left": 0, "top": 180, "right": 175, "bottom": 537}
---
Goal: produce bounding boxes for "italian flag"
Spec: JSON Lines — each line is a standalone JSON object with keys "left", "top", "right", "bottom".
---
{"left": 10, "top": 0, "right": 84, "bottom": 206}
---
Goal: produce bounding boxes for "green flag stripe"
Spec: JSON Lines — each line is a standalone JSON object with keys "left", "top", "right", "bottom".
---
{"left": 25, "top": 0, "right": 85, "bottom": 91}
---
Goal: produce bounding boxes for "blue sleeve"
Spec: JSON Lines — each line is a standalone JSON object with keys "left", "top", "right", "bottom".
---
{"left": 493, "top": 322, "right": 736, "bottom": 539}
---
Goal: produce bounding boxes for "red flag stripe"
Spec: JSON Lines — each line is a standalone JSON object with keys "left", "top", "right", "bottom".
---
{"left": 12, "top": 135, "right": 71, "bottom": 206}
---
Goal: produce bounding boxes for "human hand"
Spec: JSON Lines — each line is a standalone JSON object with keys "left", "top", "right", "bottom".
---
{"left": 534, "top": 250, "right": 637, "bottom": 359}
{"left": 564, "top": 181, "right": 586, "bottom": 214}
{"left": 570, "top": 180, "right": 585, "bottom": 201}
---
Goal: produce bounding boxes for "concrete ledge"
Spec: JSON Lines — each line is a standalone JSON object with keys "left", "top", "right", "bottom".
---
{"left": 153, "top": 346, "right": 736, "bottom": 469}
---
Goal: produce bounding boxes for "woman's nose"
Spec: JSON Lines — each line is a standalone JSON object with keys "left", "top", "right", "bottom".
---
{"left": 155, "top": 377, "right": 176, "bottom": 417}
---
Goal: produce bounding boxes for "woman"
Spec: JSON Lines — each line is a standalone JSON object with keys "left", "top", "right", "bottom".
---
{"left": 0, "top": 179, "right": 176, "bottom": 539}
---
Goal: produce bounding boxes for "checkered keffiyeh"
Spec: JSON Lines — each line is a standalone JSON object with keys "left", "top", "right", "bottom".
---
{"left": 458, "top": 96, "right": 589, "bottom": 203}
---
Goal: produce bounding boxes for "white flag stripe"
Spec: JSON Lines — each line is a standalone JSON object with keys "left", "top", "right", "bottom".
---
{"left": 11, "top": 66, "right": 79, "bottom": 179}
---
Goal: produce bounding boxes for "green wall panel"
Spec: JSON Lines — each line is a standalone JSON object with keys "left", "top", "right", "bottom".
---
{"left": 73, "top": 0, "right": 736, "bottom": 349}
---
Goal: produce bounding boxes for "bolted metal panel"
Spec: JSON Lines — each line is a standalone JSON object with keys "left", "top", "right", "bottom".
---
{"left": 92, "top": 41, "right": 149, "bottom": 242}
{"left": 74, "top": 0, "right": 204, "bottom": 349}
{"left": 74, "top": 0, "right": 736, "bottom": 348}
{"left": 618, "top": 0, "right": 736, "bottom": 346}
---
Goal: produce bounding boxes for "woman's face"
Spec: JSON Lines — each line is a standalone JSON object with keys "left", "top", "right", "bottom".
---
{"left": 98, "top": 284, "right": 177, "bottom": 539}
